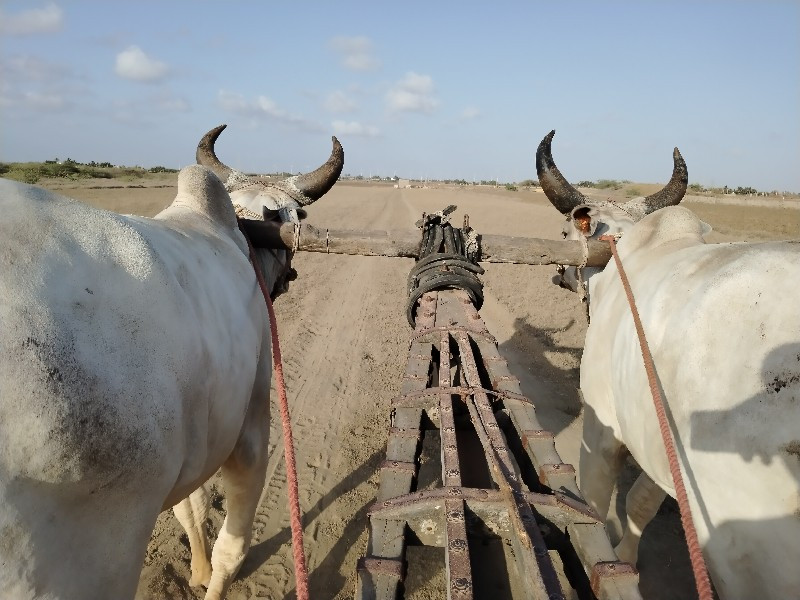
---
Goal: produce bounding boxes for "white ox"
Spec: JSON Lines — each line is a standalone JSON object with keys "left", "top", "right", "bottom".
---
{"left": 537, "top": 130, "right": 800, "bottom": 599}
{"left": 0, "top": 126, "right": 343, "bottom": 600}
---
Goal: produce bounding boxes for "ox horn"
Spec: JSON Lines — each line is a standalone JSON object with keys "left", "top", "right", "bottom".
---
{"left": 536, "top": 130, "right": 588, "bottom": 215}
{"left": 292, "top": 136, "right": 345, "bottom": 203}
{"left": 639, "top": 147, "right": 688, "bottom": 214}
{"left": 196, "top": 124, "right": 233, "bottom": 183}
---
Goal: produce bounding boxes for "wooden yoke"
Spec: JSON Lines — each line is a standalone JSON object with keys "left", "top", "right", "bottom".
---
{"left": 238, "top": 219, "right": 612, "bottom": 267}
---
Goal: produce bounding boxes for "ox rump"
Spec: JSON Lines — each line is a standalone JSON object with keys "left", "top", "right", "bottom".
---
{"left": 538, "top": 129, "right": 800, "bottom": 600}
{"left": 0, "top": 127, "right": 342, "bottom": 600}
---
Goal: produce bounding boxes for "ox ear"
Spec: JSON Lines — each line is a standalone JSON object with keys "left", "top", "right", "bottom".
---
{"left": 570, "top": 205, "right": 600, "bottom": 237}
{"left": 262, "top": 208, "right": 281, "bottom": 222}
{"left": 262, "top": 206, "right": 308, "bottom": 222}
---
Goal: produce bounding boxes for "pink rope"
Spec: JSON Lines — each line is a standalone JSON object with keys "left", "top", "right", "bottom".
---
{"left": 600, "top": 235, "right": 713, "bottom": 600}
{"left": 241, "top": 228, "right": 310, "bottom": 600}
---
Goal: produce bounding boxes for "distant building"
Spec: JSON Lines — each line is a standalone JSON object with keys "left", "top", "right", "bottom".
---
{"left": 394, "top": 178, "right": 411, "bottom": 189}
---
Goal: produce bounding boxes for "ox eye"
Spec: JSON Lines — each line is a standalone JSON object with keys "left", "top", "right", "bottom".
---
{"left": 562, "top": 231, "right": 568, "bottom": 239}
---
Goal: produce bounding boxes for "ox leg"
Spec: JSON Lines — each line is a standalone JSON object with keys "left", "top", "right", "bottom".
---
{"left": 173, "top": 483, "right": 213, "bottom": 587}
{"left": 578, "top": 405, "right": 626, "bottom": 525}
{"left": 614, "top": 471, "right": 666, "bottom": 565}
{"left": 204, "top": 373, "right": 270, "bottom": 600}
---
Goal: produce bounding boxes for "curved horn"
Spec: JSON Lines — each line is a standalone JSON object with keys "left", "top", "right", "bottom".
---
{"left": 536, "top": 130, "right": 588, "bottom": 215}
{"left": 640, "top": 147, "right": 688, "bottom": 214}
{"left": 196, "top": 124, "right": 234, "bottom": 182}
{"left": 292, "top": 136, "right": 344, "bottom": 202}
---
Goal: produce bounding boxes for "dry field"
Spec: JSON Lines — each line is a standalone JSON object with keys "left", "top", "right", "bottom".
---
{"left": 36, "top": 177, "right": 800, "bottom": 599}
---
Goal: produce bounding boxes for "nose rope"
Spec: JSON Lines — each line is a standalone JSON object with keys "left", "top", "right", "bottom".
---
{"left": 239, "top": 220, "right": 310, "bottom": 600}
{"left": 292, "top": 222, "right": 302, "bottom": 254}
{"left": 576, "top": 234, "right": 590, "bottom": 306}
{"left": 600, "top": 234, "right": 713, "bottom": 600}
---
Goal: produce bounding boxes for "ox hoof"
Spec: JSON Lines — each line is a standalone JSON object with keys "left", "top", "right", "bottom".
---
{"left": 189, "top": 568, "right": 212, "bottom": 588}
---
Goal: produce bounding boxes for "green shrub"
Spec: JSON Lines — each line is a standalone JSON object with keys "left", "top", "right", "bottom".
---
{"left": 505, "top": 183, "right": 518, "bottom": 192}
{"left": 595, "top": 179, "right": 622, "bottom": 190}
{"left": 41, "top": 162, "right": 81, "bottom": 178}
{"left": 4, "top": 167, "right": 43, "bottom": 184}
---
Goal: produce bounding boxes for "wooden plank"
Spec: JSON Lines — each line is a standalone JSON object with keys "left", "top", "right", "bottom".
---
{"left": 566, "top": 523, "right": 642, "bottom": 600}
{"left": 359, "top": 292, "right": 439, "bottom": 599}
{"left": 356, "top": 557, "right": 404, "bottom": 600}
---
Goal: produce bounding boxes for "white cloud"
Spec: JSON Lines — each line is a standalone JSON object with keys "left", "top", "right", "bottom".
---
{"left": 459, "top": 106, "right": 481, "bottom": 120}
{"left": 0, "top": 3, "right": 63, "bottom": 35}
{"left": 332, "top": 120, "right": 381, "bottom": 137}
{"left": 114, "top": 46, "right": 169, "bottom": 82}
{"left": 218, "top": 90, "right": 323, "bottom": 132}
{"left": 330, "top": 36, "right": 381, "bottom": 71}
{"left": 386, "top": 72, "right": 438, "bottom": 114}
{"left": 324, "top": 90, "right": 358, "bottom": 113}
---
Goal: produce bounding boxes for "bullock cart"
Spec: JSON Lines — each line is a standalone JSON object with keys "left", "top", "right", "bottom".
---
{"left": 249, "top": 207, "right": 638, "bottom": 599}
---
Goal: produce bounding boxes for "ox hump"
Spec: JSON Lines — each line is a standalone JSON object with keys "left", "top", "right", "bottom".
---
{"left": 164, "top": 165, "right": 239, "bottom": 230}
{"left": 619, "top": 205, "right": 711, "bottom": 256}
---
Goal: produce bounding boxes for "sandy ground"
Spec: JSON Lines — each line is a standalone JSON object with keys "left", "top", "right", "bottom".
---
{"left": 39, "top": 178, "right": 799, "bottom": 599}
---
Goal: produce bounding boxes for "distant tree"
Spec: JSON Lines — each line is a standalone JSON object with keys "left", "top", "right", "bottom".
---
{"left": 595, "top": 179, "right": 622, "bottom": 190}
{"left": 733, "top": 186, "right": 757, "bottom": 195}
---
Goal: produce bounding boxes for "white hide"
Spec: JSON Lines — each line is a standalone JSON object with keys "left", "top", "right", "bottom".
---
{"left": 0, "top": 166, "right": 277, "bottom": 600}
{"left": 577, "top": 205, "right": 800, "bottom": 599}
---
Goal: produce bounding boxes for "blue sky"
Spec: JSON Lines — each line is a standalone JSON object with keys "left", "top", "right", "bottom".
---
{"left": 1, "top": 1, "right": 798, "bottom": 191}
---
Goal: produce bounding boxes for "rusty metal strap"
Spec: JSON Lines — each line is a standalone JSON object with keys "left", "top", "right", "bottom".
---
{"left": 409, "top": 325, "right": 496, "bottom": 345}
{"left": 391, "top": 385, "right": 533, "bottom": 408}
{"left": 357, "top": 557, "right": 405, "bottom": 580}
{"left": 387, "top": 427, "right": 422, "bottom": 440}
{"left": 590, "top": 561, "right": 639, "bottom": 596}
{"left": 379, "top": 460, "right": 417, "bottom": 474}
{"left": 369, "top": 486, "right": 598, "bottom": 520}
